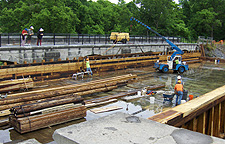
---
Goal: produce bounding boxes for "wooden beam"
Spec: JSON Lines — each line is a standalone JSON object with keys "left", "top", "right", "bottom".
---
{"left": 203, "top": 112, "right": 206, "bottom": 134}
{"left": 90, "top": 106, "right": 122, "bottom": 114}
{"left": 193, "top": 117, "right": 197, "bottom": 132}
{"left": 211, "top": 106, "right": 214, "bottom": 136}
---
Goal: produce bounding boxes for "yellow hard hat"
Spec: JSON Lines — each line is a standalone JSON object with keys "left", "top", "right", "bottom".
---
{"left": 177, "top": 80, "right": 181, "bottom": 84}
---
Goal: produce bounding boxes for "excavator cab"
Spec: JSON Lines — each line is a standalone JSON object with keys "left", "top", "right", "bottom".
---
{"left": 154, "top": 55, "right": 188, "bottom": 73}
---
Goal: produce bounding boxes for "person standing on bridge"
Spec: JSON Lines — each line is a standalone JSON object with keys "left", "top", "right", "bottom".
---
{"left": 85, "top": 57, "right": 93, "bottom": 75}
{"left": 27, "top": 26, "right": 34, "bottom": 45}
{"left": 21, "top": 28, "right": 28, "bottom": 46}
{"left": 37, "top": 28, "right": 44, "bottom": 46}
{"left": 174, "top": 80, "right": 183, "bottom": 105}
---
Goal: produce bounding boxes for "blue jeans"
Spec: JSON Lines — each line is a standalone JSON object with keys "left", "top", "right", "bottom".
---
{"left": 176, "top": 91, "right": 183, "bottom": 105}
{"left": 86, "top": 67, "right": 93, "bottom": 75}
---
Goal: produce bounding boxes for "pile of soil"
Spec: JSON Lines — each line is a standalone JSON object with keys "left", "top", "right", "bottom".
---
{"left": 205, "top": 45, "right": 225, "bottom": 59}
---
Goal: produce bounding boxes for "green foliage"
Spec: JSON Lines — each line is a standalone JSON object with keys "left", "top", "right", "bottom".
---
{"left": 0, "top": 0, "right": 224, "bottom": 41}
{"left": 204, "top": 43, "right": 216, "bottom": 51}
{"left": 181, "top": 0, "right": 223, "bottom": 40}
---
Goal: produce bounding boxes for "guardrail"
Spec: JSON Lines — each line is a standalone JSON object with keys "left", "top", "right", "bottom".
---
{"left": 0, "top": 33, "right": 196, "bottom": 47}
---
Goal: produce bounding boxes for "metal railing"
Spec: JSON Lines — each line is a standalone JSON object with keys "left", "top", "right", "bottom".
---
{"left": 0, "top": 33, "right": 196, "bottom": 47}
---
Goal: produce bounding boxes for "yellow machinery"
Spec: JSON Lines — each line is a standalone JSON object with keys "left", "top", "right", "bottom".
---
{"left": 110, "top": 32, "right": 129, "bottom": 44}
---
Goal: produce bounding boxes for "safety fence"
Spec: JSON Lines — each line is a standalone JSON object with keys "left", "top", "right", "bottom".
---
{"left": 0, "top": 33, "right": 196, "bottom": 47}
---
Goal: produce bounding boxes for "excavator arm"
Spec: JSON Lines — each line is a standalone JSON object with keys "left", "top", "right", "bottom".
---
{"left": 130, "top": 17, "right": 184, "bottom": 60}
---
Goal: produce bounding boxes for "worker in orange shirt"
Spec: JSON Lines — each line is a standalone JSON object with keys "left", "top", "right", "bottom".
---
{"left": 174, "top": 80, "right": 183, "bottom": 105}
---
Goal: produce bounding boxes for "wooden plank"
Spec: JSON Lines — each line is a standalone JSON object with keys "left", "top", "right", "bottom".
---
{"left": 215, "top": 103, "right": 221, "bottom": 137}
{"left": 0, "top": 78, "right": 33, "bottom": 86}
{"left": 6, "top": 74, "right": 137, "bottom": 98}
{"left": 121, "top": 95, "right": 144, "bottom": 101}
{"left": 148, "top": 110, "right": 182, "bottom": 124}
{"left": 90, "top": 106, "right": 123, "bottom": 114}
{"left": 222, "top": 101, "right": 225, "bottom": 137}
{"left": 211, "top": 106, "right": 214, "bottom": 136}
{"left": 193, "top": 118, "right": 197, "bottom": 132}
{"left": 0, "top": 118, "right": 9, "bottom": 127}
{"left": 85, "top": 99, "right": 117, "bottom": 108}
{"left": 31, "top": 103, "right": 82, "bottom": 115}
{"left": 197, "top": 113, "right": 204, "bottom": 133}
{"left": 0, "top": 109, "right": 10, "bottom": 117}
{"left": 203, "top": 112, "right": 206, "bottom": 134}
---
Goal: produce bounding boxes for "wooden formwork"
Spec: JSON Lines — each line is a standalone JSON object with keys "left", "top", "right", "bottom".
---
{"left": 148, "top": 85, "right": 225, "bottom": 139}
{"left": 0, "top": 52, "right": 202, "bottom": 80}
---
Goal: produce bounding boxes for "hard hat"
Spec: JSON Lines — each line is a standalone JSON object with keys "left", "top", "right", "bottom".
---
{"left": 25, "top": 28, "right": 28, "bottom": 31}
{"left": 177, "top": 80, "right": 181, "bottom": 84}
{"left": 177, "top": 75, "right": 181, "bottom": 79}
{"left": 30, "top": 26, "right": 34, "bottom": 29}
{"left": 39, "top": 28, "right": 44, "bottom": 31}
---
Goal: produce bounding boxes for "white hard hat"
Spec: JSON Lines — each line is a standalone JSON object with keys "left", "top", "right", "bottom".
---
{"left": 39, "top": 28, "right": 44, "bottom": 31}
{"left": 177, "top": 75, "right": 181, "bottom": 79}
{"left": 30, "top": 26, "right": 34, "bottom": 29}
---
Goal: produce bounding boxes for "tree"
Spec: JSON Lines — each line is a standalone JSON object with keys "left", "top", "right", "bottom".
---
{"left": 181, "top": 0, "right": 223, "bottom": 40}
{"left": 189, "top": 8, "right": 221, "bottom": 38}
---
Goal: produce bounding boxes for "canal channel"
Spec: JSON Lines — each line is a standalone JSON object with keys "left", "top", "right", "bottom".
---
{"left": 0, "top": 62, "right": 224, "bottom": 143}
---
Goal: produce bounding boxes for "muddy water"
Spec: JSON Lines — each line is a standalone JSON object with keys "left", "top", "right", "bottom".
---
{"left": 0, "top": 62, "right": 224, "bottom": 143}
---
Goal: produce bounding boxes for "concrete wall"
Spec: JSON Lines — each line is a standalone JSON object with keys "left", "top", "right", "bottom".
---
{"left": 0, "top": 43, "right": 198, "bottom": 64}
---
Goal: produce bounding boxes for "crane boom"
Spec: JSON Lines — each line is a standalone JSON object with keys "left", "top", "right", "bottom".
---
{"left": 130, "top": 17, "right": 184, "bottom": 60}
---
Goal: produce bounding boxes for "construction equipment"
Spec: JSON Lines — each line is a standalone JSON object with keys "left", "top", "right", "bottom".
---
{"left": 130, "top": 17, "right": 189, "bottom": 73}
{"left": 110, "top": 32, "right": 129, "bottom": 44}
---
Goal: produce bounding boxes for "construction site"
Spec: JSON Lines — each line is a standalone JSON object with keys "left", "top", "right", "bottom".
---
{"left": 0, "top": 43, "right": 224, "bottom": 143}
{"left": 0, "top": 18, "right": 224, "bottom": 143}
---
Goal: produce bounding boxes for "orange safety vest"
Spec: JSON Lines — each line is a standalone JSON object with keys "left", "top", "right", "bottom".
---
{"left": 174, "top": 83, "right": 183, "bottom": 92}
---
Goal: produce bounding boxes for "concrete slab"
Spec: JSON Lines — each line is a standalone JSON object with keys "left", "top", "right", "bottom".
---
{"left": 53, "top": 112, "right": 225, "bottom": 144}
{"left": 16, "top": 139, "right": 41, "bottom": 144}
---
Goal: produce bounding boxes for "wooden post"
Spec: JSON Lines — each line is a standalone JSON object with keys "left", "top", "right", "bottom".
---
{"left": 193, "top": 117, "right": 197, "bottom": 132}
{"left": 216, "top": 103, "right": 221, "bottom": 137}
{"left": 203, "top": 112, "right": 206, "bottom": 134}
{"left": 211, "top": 106, "right": 214, "bottom": 136}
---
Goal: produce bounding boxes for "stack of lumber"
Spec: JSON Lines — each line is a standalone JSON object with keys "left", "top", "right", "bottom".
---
{"left": 0, "top": 74, "right": 136, "bottom": 116}
{"left": 9, "top": 99, "right": 86, "bottom": 133}
{"left": 3, "top": 74, "right": 136, "bottom": 133}
{"left": 0, "top": 78, "right": 33, "bottom": 93}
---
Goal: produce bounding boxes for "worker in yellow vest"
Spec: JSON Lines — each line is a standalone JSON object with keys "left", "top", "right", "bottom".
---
{"left": 86, "top": 57, "right": 93, "bottom": 75}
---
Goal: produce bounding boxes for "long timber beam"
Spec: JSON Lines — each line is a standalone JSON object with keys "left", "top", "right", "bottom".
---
{"left": 0, "top": 52, "right": 202, "bottom": 80}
